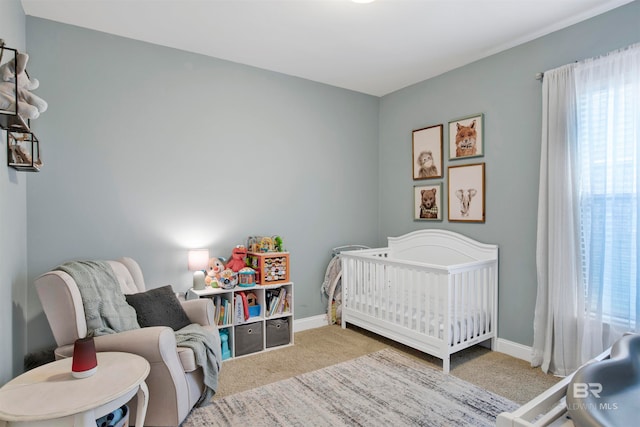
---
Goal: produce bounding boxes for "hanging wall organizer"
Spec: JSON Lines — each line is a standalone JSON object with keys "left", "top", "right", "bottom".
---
{"left": 1, "top": 39, "right": 47, "bottom": 171}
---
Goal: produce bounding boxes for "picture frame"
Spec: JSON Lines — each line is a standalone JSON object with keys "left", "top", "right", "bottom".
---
{"left": 448, "top": 163, "right": 485, "bottom": 222}
{"left": 448, "top": 113, "right": 484, "bottom": 160}
{"left": 414, "top": 183, "right": 443, "bottom": 221}
{"left": 412, "top": 124, "right": 443, "bottom": 180}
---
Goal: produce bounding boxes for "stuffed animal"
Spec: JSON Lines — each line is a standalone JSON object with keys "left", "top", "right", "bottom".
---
{"left": 226, "top": 245, "right": 248, "bottom": 272}
{"left": 0, "top": 52, "right": 48, "bottom": 120}
{"left": 205, "top": 257, "right": 225, "bottom": 287}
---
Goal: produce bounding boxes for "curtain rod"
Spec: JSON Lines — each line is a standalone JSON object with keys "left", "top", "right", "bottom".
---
{"left": 535, "top": 72, "right": 544, "bottom": 81}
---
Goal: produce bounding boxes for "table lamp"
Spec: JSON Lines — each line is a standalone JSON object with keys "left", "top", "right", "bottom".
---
{"left": 188, "top": 249, "right": 209, "bottom": 290}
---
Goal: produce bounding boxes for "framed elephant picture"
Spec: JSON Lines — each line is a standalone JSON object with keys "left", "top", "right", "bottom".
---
{"left": 448, "top": 163, "right": 485, "bottom": 222}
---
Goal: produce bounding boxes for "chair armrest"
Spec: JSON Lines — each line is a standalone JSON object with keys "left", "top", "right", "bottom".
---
{"left": 181, "top": 299, "right": 215, "bottom": 326}
{"left": 92, "top": 327, "right": 191, "bottom": 425}
{"left": 92, "top": 327, "right": 179, "bottom": 363}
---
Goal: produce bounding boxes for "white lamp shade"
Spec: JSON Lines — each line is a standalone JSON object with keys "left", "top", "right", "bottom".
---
{"left": 188, "top": 249, "right": 210, "bottom": 271}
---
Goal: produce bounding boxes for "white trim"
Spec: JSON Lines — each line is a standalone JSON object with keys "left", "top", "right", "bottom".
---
{"left": 293, "top": 314, "right": 328, "bottom": 333}
{"left": 496, "top": 338, "right": 532, "bottom": 363}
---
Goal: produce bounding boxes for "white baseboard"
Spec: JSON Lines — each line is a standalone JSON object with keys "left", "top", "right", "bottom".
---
{"left": 496, "top": 338, "right": 532, "bottom": 363}
{"left": 293, "top": 314, "right": 328, "bottom": 333}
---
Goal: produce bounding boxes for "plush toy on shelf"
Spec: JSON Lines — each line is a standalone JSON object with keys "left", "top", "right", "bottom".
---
{"left": 205, "top": 257, "right": 225, "bottom": 287}
{"left": 0, "top": 52, "right": 48, "bottom": 120}
{"left": 226, "top": 245, "right": 247, "bottom": 272}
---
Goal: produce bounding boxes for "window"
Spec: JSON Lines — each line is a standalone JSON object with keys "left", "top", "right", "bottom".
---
{"left": 576, "top": 55, "right": 640, "bottom": 330}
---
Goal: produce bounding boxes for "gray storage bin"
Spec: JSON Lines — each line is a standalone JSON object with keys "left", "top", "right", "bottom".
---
{"left": 266, "top": 318, "right": 290, "bottom": 348}
{"left": 235, "top": 321, "right": 263, "bottom": 356}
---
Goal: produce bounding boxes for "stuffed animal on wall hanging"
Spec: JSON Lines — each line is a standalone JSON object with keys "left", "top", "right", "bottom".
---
{"left": 0, "top": 52, "right": 48, "bottom": 120}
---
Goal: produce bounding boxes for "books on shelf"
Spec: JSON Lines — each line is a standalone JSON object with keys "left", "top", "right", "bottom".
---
{"left": 213, "top": 295, "right": 231, "bottom": 326}
{"left": 266, "top": 287, "right": 290, "bottom": 317}
{"left": 211, "top": 285, "right": 291, "bottom": 327}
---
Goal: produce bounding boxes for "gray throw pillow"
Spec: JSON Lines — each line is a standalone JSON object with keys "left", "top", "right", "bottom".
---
{"left": 125, "top": 285, "right": 192, "bottom": 331}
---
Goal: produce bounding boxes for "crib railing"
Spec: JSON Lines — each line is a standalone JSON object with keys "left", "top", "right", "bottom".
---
{"left": 341, "top": 248, "right": 497, "bottom": 348}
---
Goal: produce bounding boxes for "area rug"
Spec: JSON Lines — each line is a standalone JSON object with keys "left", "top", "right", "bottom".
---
{"left": 182, "top": 348, "right": 518, "bottom": 426}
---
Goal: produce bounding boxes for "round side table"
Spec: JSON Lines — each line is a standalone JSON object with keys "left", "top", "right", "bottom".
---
{"left": 0, "top": 352, "right": 150, "bottom": 427}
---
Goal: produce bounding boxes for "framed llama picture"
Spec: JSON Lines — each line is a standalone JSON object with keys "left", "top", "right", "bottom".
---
{"left": 414, "top": 183, "right": 442, "bottom": 221}
{"left": 448, "top": 113, "right": 484, "bottom": 160}
{"left": 448, "top": 163, "right": 485, "bottom": 222}
{"left": 412, "top": 124, "right": 443, "bottom": 180}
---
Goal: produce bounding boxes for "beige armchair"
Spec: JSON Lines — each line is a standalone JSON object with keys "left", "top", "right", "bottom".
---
{"left": 35, "top": 257, "right": 219, "bottom": 427}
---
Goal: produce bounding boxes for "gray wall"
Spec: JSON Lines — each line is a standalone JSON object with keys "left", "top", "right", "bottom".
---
{"left": 378, "top": 0, "right": 640, "bottom": 346}
{"left": 10, "top": 0, "right": 640, "bottom": 359}
{"left": 0, "top": 0, "right": 27, "bottom": 384}
{"left": 24, "top": 18, "right": 380, "bottom": 351}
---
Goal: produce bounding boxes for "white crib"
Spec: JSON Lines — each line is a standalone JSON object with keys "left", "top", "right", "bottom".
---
{"left": 341, "top": 229, "right": 498, "bottom": 373}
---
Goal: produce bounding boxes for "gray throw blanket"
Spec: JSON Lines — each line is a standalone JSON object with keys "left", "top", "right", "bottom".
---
{"left": 56, "top": 260, "right": 140, "bottom": 336}
{"left": 175, "top": 323, "right": 223, "bottom": 406}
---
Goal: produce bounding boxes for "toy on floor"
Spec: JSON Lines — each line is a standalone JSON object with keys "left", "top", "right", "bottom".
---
{"left": 226, "top": 245, "right": 247, "bottom": 272}
{"left": 219, "top": 329, "right": 231, "bottom": 360}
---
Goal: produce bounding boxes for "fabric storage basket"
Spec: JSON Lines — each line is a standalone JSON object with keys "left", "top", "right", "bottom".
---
{"left": 266, "top": 318, "right": 290, "bottom": 348}
{"left": 235, "top": 321, "right": 263, "bottom": 356}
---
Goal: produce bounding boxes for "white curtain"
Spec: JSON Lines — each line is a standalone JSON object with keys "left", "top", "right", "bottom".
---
{"left": 533, "top": 63, "right": 584, "bottom": 376}
{"left": 533, "top": 43, "right": 640, "bottom": 375}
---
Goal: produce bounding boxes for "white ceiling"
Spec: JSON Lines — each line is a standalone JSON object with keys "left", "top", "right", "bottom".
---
{"left": 20, "top": 0, "right": 635, "bottom": 96}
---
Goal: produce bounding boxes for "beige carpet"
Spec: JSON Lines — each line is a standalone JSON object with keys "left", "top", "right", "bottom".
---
{"left": 214, "top": 324, "right": 559, "bottom": 405}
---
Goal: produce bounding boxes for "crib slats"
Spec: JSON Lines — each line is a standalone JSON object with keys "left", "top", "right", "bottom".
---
{"left": 340, "top": 239, "right": 498, "bottom": 373}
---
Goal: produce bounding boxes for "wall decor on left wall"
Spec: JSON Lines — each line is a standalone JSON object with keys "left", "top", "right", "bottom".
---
{"left": 0, "top": 39, "right": 47, "bottom": 171}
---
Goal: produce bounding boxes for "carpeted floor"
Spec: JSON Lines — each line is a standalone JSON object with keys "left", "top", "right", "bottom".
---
{"left": 184, "top": 348, "right": 519, "bottom": 426}
{"left": 213, "top": 324, "right": 559, "bottom": 405}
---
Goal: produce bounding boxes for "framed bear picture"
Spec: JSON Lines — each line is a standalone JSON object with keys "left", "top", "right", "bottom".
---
{"left": 448, "top": 113, "right": 484, "bottom": 160}
{"left": 414, "top": 183, "right": 443, "bottom": 221}
{"left": 412, "top": 124, "right": 443, "bottom": 180}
